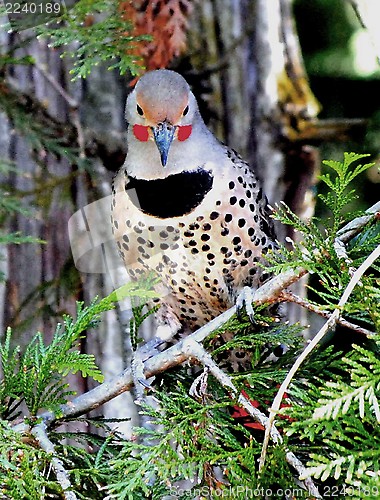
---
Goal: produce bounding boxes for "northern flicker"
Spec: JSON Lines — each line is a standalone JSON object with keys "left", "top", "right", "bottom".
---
{"left": 112, "top": 69, "right": 277, "bottom": 349}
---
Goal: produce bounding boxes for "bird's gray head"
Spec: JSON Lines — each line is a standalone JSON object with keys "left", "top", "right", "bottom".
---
{"left": 125, "top": 70, "right": 198, "bottom": 167}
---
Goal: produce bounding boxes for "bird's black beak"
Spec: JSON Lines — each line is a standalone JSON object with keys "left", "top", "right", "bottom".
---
{"left": 152, "top": 122, "right": 176, "bottom": 167}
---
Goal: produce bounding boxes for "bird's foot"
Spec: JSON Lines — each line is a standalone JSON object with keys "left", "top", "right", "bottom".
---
{"left": 131, "top": 351, "right": 153, "bottom": 397}
{"left": 131, "top": 324, "right": 176, "bottom": 396}
{"left": 189, "top": 367, "right": 210, "bottom": 399}
{"left": 236, "top": 286, "right": 256, "bottom": 323}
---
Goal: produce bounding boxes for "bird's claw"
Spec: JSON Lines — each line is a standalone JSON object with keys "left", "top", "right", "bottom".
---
{"left": 131, "top": 350, "right": 154, "bottom": 396}
{"left": 137, "top": 377, "right": 153, "bottom": 390}
{"left": 236, "top": 286, "right": 256, "bottom": 324}
{"left": 131, "top": 333, "right": 170, "bottom": 395}
{"left": 189, "top": 367, "right": 209, "bottom": 399}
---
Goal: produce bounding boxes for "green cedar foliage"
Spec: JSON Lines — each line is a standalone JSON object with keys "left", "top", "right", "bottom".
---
{"left": 0, "top": 281, "right": 158, "bottom": 497}
{"left": 34, "top": 0, "right": 149, "bottom": 80}
{"left": 271, "top": 153, "right": 379, "bottom": 329}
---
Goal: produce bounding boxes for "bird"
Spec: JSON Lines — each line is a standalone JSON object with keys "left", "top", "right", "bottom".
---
{"left": 111, "top": 69, "right": 277, "bottom": 364}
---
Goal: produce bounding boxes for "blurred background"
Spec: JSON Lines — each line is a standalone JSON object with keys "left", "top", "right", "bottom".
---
{"left": 0, "top": 0, "right": 379, "bottom": 426}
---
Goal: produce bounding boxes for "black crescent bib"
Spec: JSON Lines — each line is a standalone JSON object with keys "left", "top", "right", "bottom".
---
{"left": 126, "top": 169, "right": 214, "bottom": 218}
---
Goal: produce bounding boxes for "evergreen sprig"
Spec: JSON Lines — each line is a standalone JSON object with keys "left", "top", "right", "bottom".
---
{"left": 319, "top": 152, "right": 373, "bottom": 232}
{"left": 269, "top": 153, "right": 378, "bottom": 319}
{"left": 106, "top": 383, "right": 261, "bottom": 498}
{"left": 35, "top": 0, "right": 150, "bottom": 80}
{"left": 0, "top": 280, "right": 159, "bottom": 418}
{"left": 0, "top": 90, "right": 84, "bottom": 167}
{"left": 0, "top": 279, "right": 160, "bottom": 497}
{"left": 0, "top": 419, "right": 58, "bottom": 499}
{"left": 283, "top": 343, "right": 380, "bottom": 489}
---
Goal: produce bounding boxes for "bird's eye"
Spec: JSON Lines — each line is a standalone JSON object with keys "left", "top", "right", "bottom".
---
{"left": 136, "top": 104, "right": 144, "bottom": 116}
{"left": 183, "top": 105, "right": 189, "bottom": 116}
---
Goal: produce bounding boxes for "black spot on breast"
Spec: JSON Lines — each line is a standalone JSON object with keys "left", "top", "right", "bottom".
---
{"left": 126, "top": 168, "right": 213, "bottom": 218}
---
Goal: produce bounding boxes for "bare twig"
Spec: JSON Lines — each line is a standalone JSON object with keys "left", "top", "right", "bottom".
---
{"left": 33, "top": 61, "right": 78, "bottom": 109}
{"left": 259, "top": 242, "right": 380, "bottom": 472}
{"left": 33, "top": 61, "right": 87, "bottom": 160}
{"left": 281, "top": 290, "right": 376, "bottom": 337}
{"left": 31, "top": 422, "right": 77, "bottom": 500}
{"left": 337, "top": 201, "right": 380, "bottom": 243}
{"left": 182, "top": 338, "right": 280, "bottom": 440}
{"left": 2, "top": 80, "right": 127, "bottom": 168}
